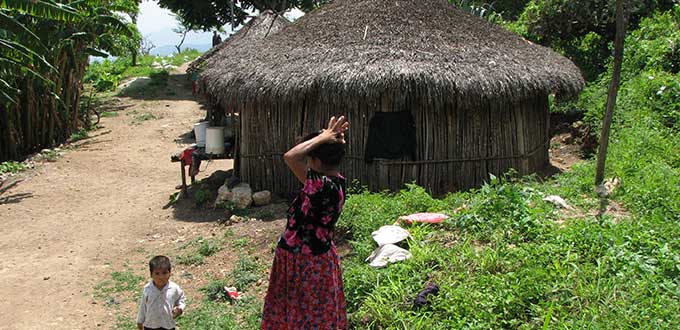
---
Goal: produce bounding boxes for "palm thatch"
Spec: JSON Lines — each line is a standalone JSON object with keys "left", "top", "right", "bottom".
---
{"left": 199, "top": 0, "right": 585, "bottom": 196}
{"left": 187, "top": 10, "right": 290, "bottom": 75}
{"left": 201, "top": 0, "right": 583, "bottom": 104}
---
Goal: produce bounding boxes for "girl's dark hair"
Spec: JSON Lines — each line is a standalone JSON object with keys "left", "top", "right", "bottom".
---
{"left": 302, "top": 131, "right": 345, "bottom": 167}
{"left": 149, "top": 255, "right": 171, "bottom": 274}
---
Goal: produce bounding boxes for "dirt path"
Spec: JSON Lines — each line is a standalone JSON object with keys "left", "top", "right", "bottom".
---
{"left": 0, "top": 68, "right": 248, "bottom": 329}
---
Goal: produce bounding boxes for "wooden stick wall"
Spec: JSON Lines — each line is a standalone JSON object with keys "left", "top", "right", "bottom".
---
{"left": 231, "top": 88, "right": 551, "bottom": 196}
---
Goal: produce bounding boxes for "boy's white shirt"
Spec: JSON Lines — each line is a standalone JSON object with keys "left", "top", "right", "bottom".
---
{"left": 136, "top": 280, "right": 186, "bottom": 329}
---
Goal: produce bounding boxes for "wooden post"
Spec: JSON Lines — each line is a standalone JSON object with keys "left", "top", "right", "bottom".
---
{"left": 595, "top": 0, "right": 626, "bottom": 185}
{"left": 595, "top": 0, "right": 626, "bottom": 213}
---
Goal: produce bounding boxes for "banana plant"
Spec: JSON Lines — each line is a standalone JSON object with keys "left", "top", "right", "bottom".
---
{"left": 0, "top": 0, "right": 139, "bottom": 161}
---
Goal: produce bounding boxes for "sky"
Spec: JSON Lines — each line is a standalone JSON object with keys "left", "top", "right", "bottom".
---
{"left": 136, "top": 1, "right": 304, "bottom": 51}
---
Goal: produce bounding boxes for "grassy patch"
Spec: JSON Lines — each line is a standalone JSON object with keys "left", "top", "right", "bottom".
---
{"left": 93, "top": 270, "right": 145, "bottom": 306}
{"left": 131, "top": 112, "right": 158, "bottom": 124}
{"left": 178, "top": 236, "right": 224, "bottom": 266}
{"left": 40, "top": 149, "right": 60, "bottom": 162}
{"left": 0, "top": 161, "right": 26, "bottom": 174}
{"left": 100, "top": 111, "right": 119, "bottom": 118}
{"left": 69, "top": 128, "right": 89, "bottom": 142}
{"left": 229, "top": 255, "right": 262, "bottom": 290}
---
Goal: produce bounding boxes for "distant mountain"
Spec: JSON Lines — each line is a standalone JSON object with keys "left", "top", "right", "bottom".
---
{"left": 151, "top": 44, "right": 212, "bottom": 56}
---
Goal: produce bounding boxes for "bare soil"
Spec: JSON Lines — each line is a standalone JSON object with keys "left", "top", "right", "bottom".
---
{"left": 0, "top": 67, "right": 287, "bottom": 330}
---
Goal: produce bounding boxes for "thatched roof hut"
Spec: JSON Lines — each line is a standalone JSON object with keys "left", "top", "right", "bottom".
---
{"left": 200, "top": 0, "right": 585, "bottom": 196}
{"left": 187, "top": 10, "right": 290, "bottom": 75}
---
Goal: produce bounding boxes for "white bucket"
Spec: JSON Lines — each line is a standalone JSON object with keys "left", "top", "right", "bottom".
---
{"left": 205, "top": 126, "right": 225, "bottom": 154}
{"left": 193, "top": 121, "right": 209, "bottom": 147}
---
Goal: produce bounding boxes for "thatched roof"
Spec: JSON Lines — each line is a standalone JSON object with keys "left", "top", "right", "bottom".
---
{"left": 201, "top": 0, "right": 584, "bottom": 106}
{"left": 187, "top": 10, "right": 290, "bottom": 74}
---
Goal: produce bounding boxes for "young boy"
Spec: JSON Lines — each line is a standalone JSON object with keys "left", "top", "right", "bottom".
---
{"left": 137, "top": 256, "right": 186, "bottom": 330}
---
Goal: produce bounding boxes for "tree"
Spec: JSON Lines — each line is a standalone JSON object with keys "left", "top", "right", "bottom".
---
{"left": 156, "top": 0, "right": 328, "bottom": 30}
{"left": 171, "top": 14, "right": 197, "bottom": 53}
{"left": 0, "top": 0, "right": 135, "bottom": 160}
{"left": 517, "top": 0, "right": 675, "bottom": 80}
{"left": 595, "top": 0, "right": 627, "bottom": 216}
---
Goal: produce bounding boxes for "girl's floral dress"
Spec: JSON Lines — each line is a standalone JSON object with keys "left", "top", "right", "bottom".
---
{"left": 261, "top": 169, "right": 347, "bottom": 330}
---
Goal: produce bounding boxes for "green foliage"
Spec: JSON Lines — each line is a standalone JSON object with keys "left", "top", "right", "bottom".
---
{"left": 198, "top": 239, "right": 222, "bottom": 257}
{"left": 131, "top": 112, "right": 158, "bottom": 124}
{"left": 621, "top": 5, "right": 680, "bottom": 79}
{"left": 0, "top": 161, "right": 25, "bottom": 174}
{"left": 176, "top": 296, "right": 262, "bottom": 329}
{"left": 515, "top": 0, "right": 677, "bottom": 80}
{"left": 93, "top": 270, "right": 144, "bottom": 301}
{"left": 84, "top": 49, "right": 201, "bottom": 93}
{"left": 100, "top": 111, "right": 118, "bottom": 118}
{"left": 450, "top": 0, "right": 504, "bottom": 23}
{"left": 229, "top": 255, "right": 261, "bottom": 290}
{"left": 192, "top": 187, "right": 211, "bottom": 205}
{"left": 450, "top": 177, "right": 553, "bottom": 245}
{"left": 178, "top": 236, "right": 224, "bottom": 266}
{"left": 156, "top": 0, "right": 328, "bottom": 30}
{"left": 0, "top": 0, "right": 140, "bottom": 161}
{"left": 69, "top": 128, "right": 88, "bottom": 142}
{"left": 177, "top": 253, "right": 205, "bottom": 266}
{"left": 40, "top": 149, "right": 59, "bottom": 162}
{"left": 341, "top": 172, "right": 680, "bottom": 328}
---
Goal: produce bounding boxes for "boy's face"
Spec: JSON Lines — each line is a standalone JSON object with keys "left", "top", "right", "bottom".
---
{"left": 151, "top": 267, "right": 171, "bottom": 288}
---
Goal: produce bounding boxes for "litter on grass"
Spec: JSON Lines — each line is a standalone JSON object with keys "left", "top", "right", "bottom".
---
{"left": 371, "top": 225, "right": 411, "bottom": 246}
{"left": 366, "top": 243, "right": 412, "bottom": 267}
{"left": 398, "top": 212, "right": 449, "bottom": 224}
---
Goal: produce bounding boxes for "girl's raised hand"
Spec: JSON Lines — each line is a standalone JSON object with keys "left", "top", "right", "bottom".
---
{"left": 321, "top": 115, "right": 350, "bottom": 144}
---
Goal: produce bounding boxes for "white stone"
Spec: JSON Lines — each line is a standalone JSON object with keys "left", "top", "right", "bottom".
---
{"left": 252, "top": 190, "right": 272, "bottom": 206}
{"left": 214, "top": 184, "right": 232, "bottom": 206}
{"left": 228, "top": 183, "right": 253, "bottom": 209}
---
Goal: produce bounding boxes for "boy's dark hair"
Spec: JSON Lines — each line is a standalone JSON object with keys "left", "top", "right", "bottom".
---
{"left": 149, "top": 255, "right": 172, "bottom": 274}
{"left": 302, "top": 131, "right": 346, "bottom": 167}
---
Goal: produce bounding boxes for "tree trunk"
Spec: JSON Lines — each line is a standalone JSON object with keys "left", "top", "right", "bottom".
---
{"left": 175, "top": 30, "right": 188, "bottom": 54}
{"left": 595, "top": 0, "right": 627, "bottom": 186}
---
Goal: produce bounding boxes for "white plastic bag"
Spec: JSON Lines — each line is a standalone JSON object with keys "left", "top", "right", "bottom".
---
{"left": 371, "top": 225, "right": 411, "bottom": 246}
{"left": 365, "top": 244, "right": 412, "bottom": 267}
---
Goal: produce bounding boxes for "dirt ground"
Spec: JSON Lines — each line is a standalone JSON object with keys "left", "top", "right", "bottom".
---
{"left": 0, "top": 67, "right": 288, "bottom": 330}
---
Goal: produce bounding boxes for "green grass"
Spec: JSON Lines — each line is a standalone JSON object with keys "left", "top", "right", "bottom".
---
{"left": 85, "top": 49, "right": 202, "bottom": 92}
{"left": 40, "top": 149, "right": 60, "bottom": 162}
{"left": 0, "top": 161, "right": 26, "bottom": 174}
{"left": 93, "top": 270, "right": 145, "bottom": 307}
{"left": 100, "top": 111, "right": 119, "bottom": 118}
{"left": 178, "top": 236, "right": 224, "bottom": 266}
{"left": 132, "top": 112, "right": 158, "bottom": 124}
{"left": 229, "top": 255, "right": 262, "bottom": 290}
{"left": 69, "top": 128, "right": 89, "bottom": 142}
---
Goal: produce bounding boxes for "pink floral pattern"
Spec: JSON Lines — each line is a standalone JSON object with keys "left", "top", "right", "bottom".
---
{"left": 262, "top": 169, "right": 348, "bottom": 329}
{"left": 261, "top": 247, "right": 347, "bottom": 330}
{"left": 277, "top": 169, "right": 346, "bottom": 256}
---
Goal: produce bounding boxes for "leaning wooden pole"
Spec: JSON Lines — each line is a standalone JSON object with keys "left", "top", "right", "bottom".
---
{"left": 595, "top": 0, "right": 626, "bottom": 186}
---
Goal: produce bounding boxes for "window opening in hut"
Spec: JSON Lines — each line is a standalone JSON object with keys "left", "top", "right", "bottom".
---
{"left": 364, "top": 111, "right": 417, "bottom": 163}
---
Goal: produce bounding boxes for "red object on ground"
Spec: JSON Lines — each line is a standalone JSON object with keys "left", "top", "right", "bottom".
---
{"left": 224, "top": 287, "right": 240, "bottom": 300}
{"left": 399, "top": 212, "right": 448, "bottom": 224}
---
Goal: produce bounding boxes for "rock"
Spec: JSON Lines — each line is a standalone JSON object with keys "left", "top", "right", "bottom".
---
{"left": 229, "top": 183, "right": 253, "bottom": 209}
{"left": 252, "top": 190, "right": 272, "bottom": 206}
{"left": 215, "top": 184, "right": 232, "bottom": 205}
